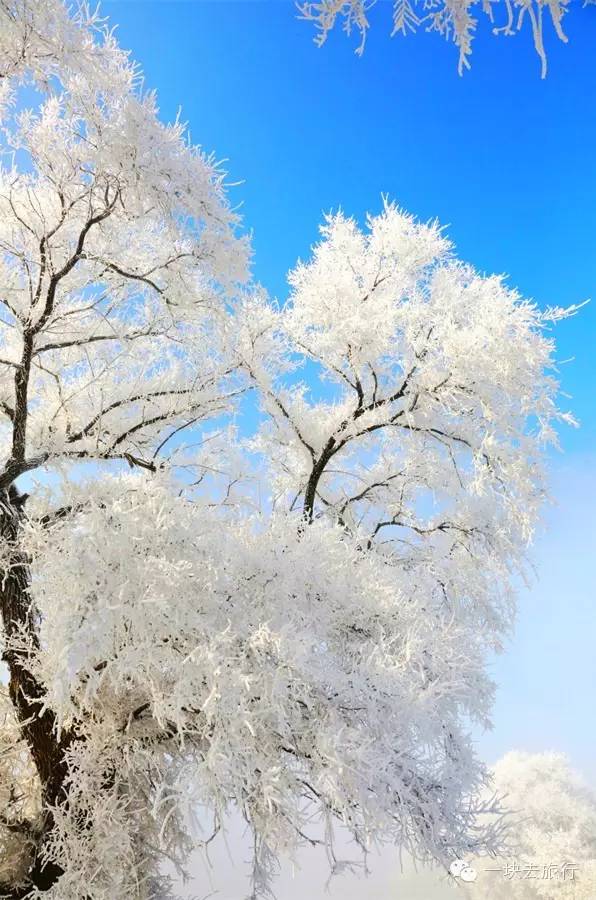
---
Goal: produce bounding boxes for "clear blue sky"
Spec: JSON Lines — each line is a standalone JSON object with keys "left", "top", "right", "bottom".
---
{"left": 102, "top": 2, "right": 595, "bottom": 893}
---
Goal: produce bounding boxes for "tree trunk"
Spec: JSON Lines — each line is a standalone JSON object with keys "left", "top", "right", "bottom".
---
{"left": 0, "top": 488, "right": 71, "bottom": 896}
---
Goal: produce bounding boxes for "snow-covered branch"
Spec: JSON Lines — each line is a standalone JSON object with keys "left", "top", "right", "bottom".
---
{"left": 299, "top": 0, "right": 593, "bottom": 76}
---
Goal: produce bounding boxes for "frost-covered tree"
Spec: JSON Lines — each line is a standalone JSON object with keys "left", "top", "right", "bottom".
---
{"left": 0, "top": 3, "right": 578, "bottom": 899}
{"left": 468, "top": 752, "right": 596, "bottom": 898}
{"left": 223, "top": 205, "right": 576, "bottom": 894}
{"left": 0, "top": 2, "right": 246, "bottom": 896}
{"left": 299, "top": 0, "right": 594, "bottom": 76}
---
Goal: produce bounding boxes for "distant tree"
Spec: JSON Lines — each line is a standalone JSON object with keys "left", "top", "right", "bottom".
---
{"left": 0, "top": 2, "right": 578, "bottom": 898}
{"left": 299, "top": 0, "right": 593, "bottom": 76}
{"left": 468, "top": 752, "right": 596, "bottom": 898}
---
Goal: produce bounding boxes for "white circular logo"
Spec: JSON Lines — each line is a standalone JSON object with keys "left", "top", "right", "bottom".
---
{"left": 460, "top": 865, "right": 478, "bottom": 883}
{"left": 450, "top": 859, "right": 478, "bottom": 882}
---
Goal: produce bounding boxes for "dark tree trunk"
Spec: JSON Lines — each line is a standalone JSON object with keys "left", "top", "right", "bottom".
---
{"left": 0, "top": 488, "right": 71, "bottom": 896}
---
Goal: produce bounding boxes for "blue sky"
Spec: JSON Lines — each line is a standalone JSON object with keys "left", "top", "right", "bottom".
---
{"left": 101, "top": 2, "right": 595, "bottom": 893}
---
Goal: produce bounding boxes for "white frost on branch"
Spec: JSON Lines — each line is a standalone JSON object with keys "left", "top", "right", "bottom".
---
{"left": 0, "top": 0, "right": 248, "bottom": 487}
{"left": 7, "top": 473, "right": 507, "bottom": 897}
{"left": 298, "top": 0, "right": 595, "bottom": 76}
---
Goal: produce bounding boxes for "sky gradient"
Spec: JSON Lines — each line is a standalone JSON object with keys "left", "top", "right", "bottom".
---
{"left": 101, "top": 3, "right": 596, "bottom": 895}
